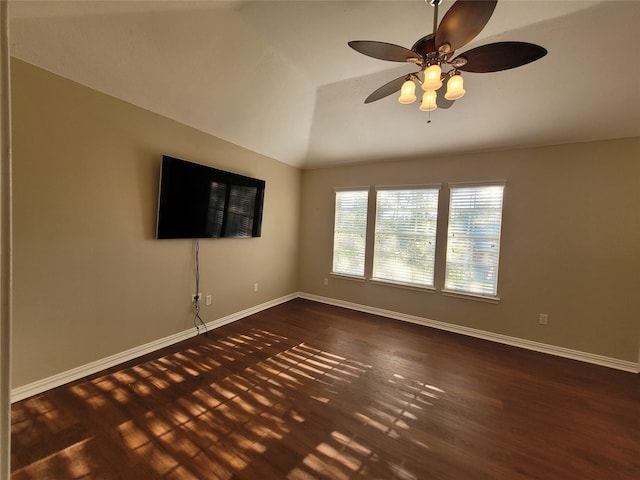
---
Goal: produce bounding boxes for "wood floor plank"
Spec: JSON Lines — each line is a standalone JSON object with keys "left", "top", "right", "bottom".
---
{"left": 11, "top": 298, "right": 640, "bottom": 479}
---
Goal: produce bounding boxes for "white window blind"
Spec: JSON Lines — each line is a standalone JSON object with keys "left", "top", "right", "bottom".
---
{"left": 373, "top": 187, "right": 439, "bottom": 287}
{"left": 332, "top": 189, "right": 369, "bottom": 277}
{"left": 445, "top": 184, "right": 504, "bottom": 297}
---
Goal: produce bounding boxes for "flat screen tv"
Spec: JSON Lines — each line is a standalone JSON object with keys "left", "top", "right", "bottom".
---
{"left": 156, "top": 155, "right": 265, "bottom": 239}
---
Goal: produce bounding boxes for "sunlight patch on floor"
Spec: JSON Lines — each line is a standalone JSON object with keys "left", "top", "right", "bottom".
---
{"left": 12, "top": 327, "right": 446, "bottom": 480}
{"left": 11, "top": 437, "right": 95, "bottom": 479}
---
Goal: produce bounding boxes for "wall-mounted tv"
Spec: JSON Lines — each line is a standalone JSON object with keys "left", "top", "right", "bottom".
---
{"left": 156, "top": 155, "right": 265, "bottom": 239}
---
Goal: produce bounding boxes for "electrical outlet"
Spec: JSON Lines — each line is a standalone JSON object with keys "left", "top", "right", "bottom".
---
{"left": 254, "top": 283, "right": 259, "bottom": 292}
{"left": 205, "top": 295, "right": 212, "bottom": 306}
{"left": 323, "top": 277, "right": 329, "bottom": 286}
{"left": 191, "top": 293, "right": 201, "bottom": 302}
{"left": 538, "top": 313, "right": 549, "bottom": 325}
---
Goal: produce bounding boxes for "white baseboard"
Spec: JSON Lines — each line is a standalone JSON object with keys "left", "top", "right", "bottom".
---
{"left": 11, "top": 291, "right": 638, "bottom": 402}
{"left": 10, "top": 293, "right": 297, "bottom": 403}
{"left": 298, "top": 293, "right": 640, "bottom": 374}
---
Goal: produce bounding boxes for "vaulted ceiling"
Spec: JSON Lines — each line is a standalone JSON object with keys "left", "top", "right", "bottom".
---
{"left": 9, "top": 0, "right": 640, "bottom": 168}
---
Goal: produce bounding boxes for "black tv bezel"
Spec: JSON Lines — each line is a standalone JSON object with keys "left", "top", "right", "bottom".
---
{"left": 156, "top": 155, "right": 265, "bottom": 239}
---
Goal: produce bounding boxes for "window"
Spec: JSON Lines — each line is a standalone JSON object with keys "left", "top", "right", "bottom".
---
{"left": 332, "top": 188, "right": 369, "bottom": 277}
{"left": 372, "top": 187, "right": 439, "bottom": 288}
{"left": 445, "top": 184, "right": 505, "bottom": 298}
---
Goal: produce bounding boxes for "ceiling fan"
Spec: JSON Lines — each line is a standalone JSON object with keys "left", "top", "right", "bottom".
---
{"left": 348, "top": 0, "right": 547, "bottom": 114}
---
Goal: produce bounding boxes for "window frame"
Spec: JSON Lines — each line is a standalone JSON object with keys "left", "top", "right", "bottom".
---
{"left": 443, "top": 181, "right": 506, "bottom": 301}
{"left": 371, "top": 184, "right": 441, "bottom": 290}
{"left": 331, "top": 187, "right": 370, "bottom": 279}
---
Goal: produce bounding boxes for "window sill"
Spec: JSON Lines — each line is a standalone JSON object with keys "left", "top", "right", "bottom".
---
{"left": 370, "top": 278, "right": 436, "bottom": 293}
{"left": 330, "top": 273, "right": 366, "bottom": 283}
{"left": 441, "top": 289, "right": 500, "bottom": 304}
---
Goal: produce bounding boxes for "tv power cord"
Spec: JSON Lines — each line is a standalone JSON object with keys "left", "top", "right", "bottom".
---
{"left": 193, "top": 240, "right": 208, "bottom": 336}
{"left": 192, "top": 294, "right": 208, "bottom": 336}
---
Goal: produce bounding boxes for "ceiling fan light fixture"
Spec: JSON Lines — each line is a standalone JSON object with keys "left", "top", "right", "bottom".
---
{"left": 398, "top": 79, "right": 417, "bottom": 104}
{"left": 349, "top": 0, "right": 547, "bottom": 122}
{"left": 422, "top": 64, "right": 443, "bottom": 91}
{"left": 419, "top": 90, "right": 438, "bottom": 112}
{"left": 445, "top": 73, "right": 465, "bottom": 101}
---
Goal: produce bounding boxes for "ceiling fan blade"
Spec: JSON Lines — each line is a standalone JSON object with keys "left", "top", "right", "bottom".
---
{"left": 454, "top": 41, "right": 547, "bottom": 73}
{"left": 411, "top": 34, "right": 435, "bottom": 57}
{"left": 435, "top": 0, "right": 497, "bottom": 53}
{"left": 364, "top": 74, "right": 413, "bottom": 104}
{"left": 349, "top": 40, "right": 420, "bottom": 63}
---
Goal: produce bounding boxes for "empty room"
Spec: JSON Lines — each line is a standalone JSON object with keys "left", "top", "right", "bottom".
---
{"left": 1, "top": 1, "right": 639, "bottom": 479}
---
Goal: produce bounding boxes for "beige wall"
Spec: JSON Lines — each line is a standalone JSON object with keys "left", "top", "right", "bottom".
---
{"left": 299, "top": 137, "right": 640, "bottom": 363}
{"left": 11, "top": 58, "right": 301, "bottom": 387}
{"left": 10, "top": 57, "right": 640, "bottom": 390}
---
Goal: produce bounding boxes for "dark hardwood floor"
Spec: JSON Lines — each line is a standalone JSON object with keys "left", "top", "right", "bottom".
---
{"left": 11, "top": 298, "right": 640, "bottom": 479}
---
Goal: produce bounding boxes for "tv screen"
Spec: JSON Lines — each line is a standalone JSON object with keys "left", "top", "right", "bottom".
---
{"left": 156, "top": 156, "right": 265, "bottom": 239}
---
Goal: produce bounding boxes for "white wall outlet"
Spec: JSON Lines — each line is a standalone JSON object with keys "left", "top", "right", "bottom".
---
{"left": 539, "top": 313, "right": 549, "bottom": 325}
{"left": 191, "top": 293, "right": 201, "bottom": 301}
{"left": 254, "top": 282, "right": 259, "bottom": 292}
{"left": 205, "top": 295, "right": 212, "bottom": 306}
{"left": 323, "top": 277, "right": 329, "bottom": 286}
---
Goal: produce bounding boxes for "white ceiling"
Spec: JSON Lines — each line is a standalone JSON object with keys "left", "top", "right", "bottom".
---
{"left": 9, "top": 0, "right": 640, "bottom": 169}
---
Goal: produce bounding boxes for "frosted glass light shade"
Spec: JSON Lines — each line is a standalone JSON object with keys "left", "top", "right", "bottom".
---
{"left": 398, "top": 80, "right": 417, "bottom": 104}
{"left": 445, "top": 74, "right": 465, "bottom": 100}
{"left": 423, "top": 64, "right": 442, "bottom": 91}
{"left": 419, "top": 90, "right": 438, "bottom": 112}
